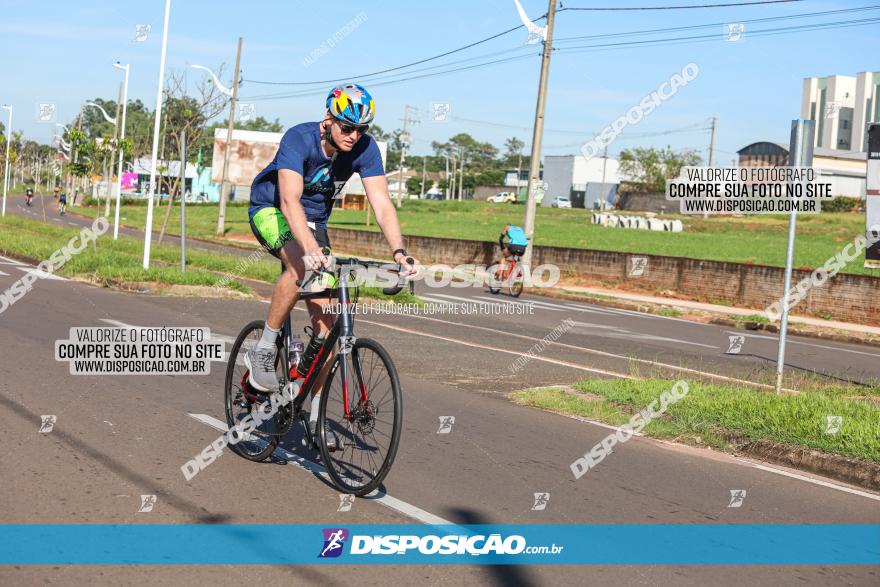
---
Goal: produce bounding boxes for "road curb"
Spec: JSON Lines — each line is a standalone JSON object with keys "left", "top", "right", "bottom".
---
{"left": 515, "top": 387, "right": 880, "bottom": 493}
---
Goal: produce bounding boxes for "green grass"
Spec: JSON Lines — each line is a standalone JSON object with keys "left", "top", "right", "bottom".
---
{"left": 71, "top": 199, "right": 879, "bottom": 277}
{"left": 0, "top": 214, "right": 419, "bottom": 304}
{"left": 511, "top": 379, "right": 880, "bottom": 462}
{"left": 655, "top": 308, "right": 682, "bottom": 318}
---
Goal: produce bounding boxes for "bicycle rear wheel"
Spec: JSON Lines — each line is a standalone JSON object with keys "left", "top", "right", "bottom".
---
{"left": 224, "top": 320, "right": 280, "bottom": 461}
{"left": 508, "top": 263, "right": 525, "bottom": 297}
{"left": 318, "top": 338, "right": 402, "bottom": 496}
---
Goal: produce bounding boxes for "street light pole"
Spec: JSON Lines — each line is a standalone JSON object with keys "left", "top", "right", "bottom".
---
{"left": 774, "top": 119, "right": 815, "bottom": 395}
{"left": 216, "top": 36, "right": 243, "bottom": 236}
{"left": 112, "top": 62, "right": 130, "bottom": 240}
{"left": 1, "top": 104, "right": 11, "bottom": 217}
{"left": 521, "top": 0, "right": 557, "bottom": 268}
{"left": 143, "top": 0, "right": 172, "bottom": 270}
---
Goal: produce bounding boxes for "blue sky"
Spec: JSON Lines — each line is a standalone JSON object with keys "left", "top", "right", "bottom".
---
{"left": 0, "top": 0, "right": 876, "bottom": 163}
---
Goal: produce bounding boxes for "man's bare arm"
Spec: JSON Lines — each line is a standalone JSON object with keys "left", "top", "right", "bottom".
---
{"left": 363, "top": 175, "right": 405, "bottom": 256}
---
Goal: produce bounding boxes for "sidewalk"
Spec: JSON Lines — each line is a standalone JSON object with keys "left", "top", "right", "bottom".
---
{"left": 557, "top": 285, "right": 880, "bottom": 337}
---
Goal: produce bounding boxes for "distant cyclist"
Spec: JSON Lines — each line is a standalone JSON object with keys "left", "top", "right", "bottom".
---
{"left": 58, "top": 190, "right": 67, "bottom": 215}
{"left": 25, "top": 188, "right": 33, "bottom": 207}
{"left": 498, "top": 223, "right": 528, "bottom": 271}
{"left": 53, "top": 186, "right": 60, "bottom": 201}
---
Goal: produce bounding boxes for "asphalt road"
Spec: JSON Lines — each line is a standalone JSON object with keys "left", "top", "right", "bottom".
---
{"left": 1, "top": 198, "right": 879, "bottom": 585}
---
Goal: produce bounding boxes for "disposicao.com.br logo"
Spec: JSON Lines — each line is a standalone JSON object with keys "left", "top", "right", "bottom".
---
{"left": 319, "top": 528, "right": 563, "bottom": 558}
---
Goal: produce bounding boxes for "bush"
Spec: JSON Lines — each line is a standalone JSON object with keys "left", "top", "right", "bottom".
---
{"left": 822, "top": 196, "right": 860, "bottom": 213}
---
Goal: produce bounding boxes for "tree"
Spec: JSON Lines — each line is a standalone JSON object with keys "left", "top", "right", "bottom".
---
{"left": 504, "top": 136, "right": 525, "bottom": 167}
{"left": 618, "top": 146, "right": 702, "bottom": 192}
{"left": 405, "top": 176, "right": 422, "bottom": 195}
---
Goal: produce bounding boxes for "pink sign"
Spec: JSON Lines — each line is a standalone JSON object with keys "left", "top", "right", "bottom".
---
{"left": 122, "top": 172, "right": 138, "bottom": 192}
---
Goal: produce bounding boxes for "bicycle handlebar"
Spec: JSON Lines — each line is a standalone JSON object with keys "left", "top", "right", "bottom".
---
{"left": 295, "top": 252, "right": 415, "bottom": 297}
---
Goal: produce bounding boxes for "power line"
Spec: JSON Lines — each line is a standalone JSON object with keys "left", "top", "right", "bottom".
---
{"left": 554, "top": 5, "right": 880, "bottom": 42}
{"left": 559, "top": 0, "right": 804, "bottom": 10}
{"left": 555, "top": 15, "right": 880, "bottom": 53}
{"left": 244, "top": 22, "right": 541, "bottom": 86}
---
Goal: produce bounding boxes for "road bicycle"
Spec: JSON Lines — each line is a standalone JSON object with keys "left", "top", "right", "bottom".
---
{"left": 59, "top": 201, "right": 66, "bottom": 215}
{"left": 488, "top": 251, "right": 525, "bottom": 297}
{"left": 224, "top": 252, "right": 410, "bottom": 496}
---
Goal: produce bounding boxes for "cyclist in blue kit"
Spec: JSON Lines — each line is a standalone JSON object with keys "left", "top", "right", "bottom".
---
{"left": 244, "top": 83, "right": 418, "bottom": 415}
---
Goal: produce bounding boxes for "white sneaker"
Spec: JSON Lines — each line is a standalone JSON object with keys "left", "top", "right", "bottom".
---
{"left": 244, "top": 346, "right": 279, "bottom": 392}
{"left": 311, "top": 420, "right": 339, "bottom": 451}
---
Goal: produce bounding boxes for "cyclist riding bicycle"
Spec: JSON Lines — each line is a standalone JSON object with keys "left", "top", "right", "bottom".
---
{"left": 25, "top": 188, "right": 33, "bottom": 206}
{"left": 53, "top": 186, "right": 60, "bottom": 201}
{"left": 499, "top": 223, "right": 528, "bottom": 271}
{"left": 244, "top": 83, "right": 417, "bottom": 435}
{"left": 58, "top": 190, "right": 67, "bottom": 215}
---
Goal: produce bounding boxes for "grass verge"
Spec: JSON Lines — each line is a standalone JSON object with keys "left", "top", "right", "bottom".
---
{"left": 0, "top": 214, "right": 419, "bottom": 304}
{"left": 70, "top": 199, "right": 880, "bottom": 276}
{"left": 511, "top": 379, "right": 880, "bottom": 462}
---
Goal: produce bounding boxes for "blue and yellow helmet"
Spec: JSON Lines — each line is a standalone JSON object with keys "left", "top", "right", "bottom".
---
{"left": 326, "top": 83, "right": 375, "bottom": 125}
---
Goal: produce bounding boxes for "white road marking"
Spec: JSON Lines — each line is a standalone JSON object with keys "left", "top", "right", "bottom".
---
{"left": 16, "top": 267, "right": 66, "bottom": 281}
{"left": 737, "top": 460, "right": 880, "bottom": 502}
{"left": 67, "top": 222, "right": 78, "bottom": 226}
{"left": 379, "top": 311, "right": 793, "bottom": 393}
{"left": 0, "top": 269, "right": 7, "bottom": 276}
{"left": 188, "top": 413, "right": 454, "bottom": 525}
{"left": 726, "top": 331, "right": 880, "bottom": 358}
{"left": 357, "top": 318, "right": 633, "bottom": 379}
{"left": 474, "top": 295, "right": 566, "bottom": 312}
{"left": 0, "top": 256, "right": 25, "bottom": 266}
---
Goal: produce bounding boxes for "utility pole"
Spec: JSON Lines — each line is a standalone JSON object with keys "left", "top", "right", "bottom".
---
{"left": 105, "top": 82, "right": 123, "bottom": 217}
{"left": 521, "top": 0, "right": 557, "bottom": 268}
{"left": 708, "top": 116, "right": 717, "bottom": 166}
{"left": 394, "top": 105, "right": 416, "bottom": 208}
{"left": 180, "top": 130, "right": 187, "bottom": 272}
{"left": 216, "top": 36, "right": 243, "bottom": 236}
{"left": 420, "top": 157, "right": 427, "bottom": 197}
{"left": 142, "top": 0, "right": 172, "bottom": 269}
{"left": 600, "top": 145, "right": 609, "bottom": 209}
{"left": 704, "top": 115, "right": 717, "bottom": 219}
{"left": 457, "top": 147, "right": 466, "bottom": 201}
{"left": 444, "top": 155, "right": 450, "bottom": 200}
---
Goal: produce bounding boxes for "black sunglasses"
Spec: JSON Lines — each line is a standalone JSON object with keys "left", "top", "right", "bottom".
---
{"left": 336, "top": 120, "right": 369, "bottom": 135}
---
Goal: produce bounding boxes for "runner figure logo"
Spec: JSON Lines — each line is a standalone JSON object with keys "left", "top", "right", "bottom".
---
{"left": 138, "top": 494, "right": 157, "bottom": 513}
{"left": 727, "top": 335, "right": 745, "bottom": 354}
{"left": 725, "top": 22, "right": 745, "bottom": 42}
{"left": 238, "top": 103, "right": 256, "bottom": 123}
{"left": 824, "top": 415, "right": 843, "bottom": 435}
{"left": 431, "top": 103, "right": 451, "bottom": 122}
{"left": 39, "top": 415, "right": 57, "bottom": 433}
{"left": 37, "top": 103, "right": 57, "bottom": 122}
{"left": 629, "top": 256, "right": 648, "bottom": 277}
{"left": 727, "top": 489, "right": 746, "bottom": 508}
{"left": 531, "top": 492, "right": 550, "bottom": 511}
{"left": 337, "top": 494, "right": 355, "bottom": 512}
{"left": 318, "top": 528, "right": 349, "bottom": 558}
{"left": 134, "top": 24, "right": 151, "bottom": 42}
{"left": 437, "top": 416, "right": 455, "bottom": 434}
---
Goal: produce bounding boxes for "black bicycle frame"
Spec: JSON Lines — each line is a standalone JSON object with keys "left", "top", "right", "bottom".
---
{"left": 278, "top": 258, "right": 378, "bottom": 418}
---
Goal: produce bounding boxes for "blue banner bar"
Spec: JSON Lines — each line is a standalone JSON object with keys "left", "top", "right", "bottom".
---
{"left": 1, "top": 525, "right": 877, "bottom": 565}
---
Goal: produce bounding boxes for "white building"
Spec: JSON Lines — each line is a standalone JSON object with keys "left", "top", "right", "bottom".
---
{"left": 737, "top": 142, "right": 867, "bottom": 198}
{"left": 802, "top": 71, "right": 880, "bottom": 152}
{"left": 543, "top": 154, "right": 620, "bottom": 208}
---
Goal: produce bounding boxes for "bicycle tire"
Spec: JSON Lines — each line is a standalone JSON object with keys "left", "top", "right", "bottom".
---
{"left": 224, "top": 320, "right": 280, "bottom": 462}
{"left": 488, "top": 267, "right": 502, "bottom": 294}
{"left": 318, "top": 337, "right": 402, "bottom": 496}
{"left": 508, "top": 264, "right": 525, "bottom": 298}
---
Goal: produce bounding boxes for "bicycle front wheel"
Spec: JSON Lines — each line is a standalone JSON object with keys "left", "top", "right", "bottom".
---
{"left": 318, "top": 337, "right": 402, "bottom": 496}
